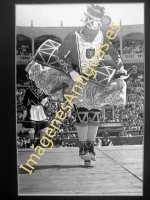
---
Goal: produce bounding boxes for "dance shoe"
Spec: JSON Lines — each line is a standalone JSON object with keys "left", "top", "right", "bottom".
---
{"left": 87, "top": 141, "right": 96, "bottom": 161}
{"left": 80, "top": 152, "right": 91, "bottom": 160}
{"left": 84, "top": 160, "right": 91, "bottom": 167}
{"left": 90, "top": 153, "right": 96, "bottom": 161}
{"left": 79, "top": 141, "right": 91, "bottom": 161}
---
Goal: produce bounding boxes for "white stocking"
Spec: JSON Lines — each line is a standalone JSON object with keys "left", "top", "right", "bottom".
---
{"left": 87, "top": 122, "right": 99, "bottom": 142}
{"left": 28, "top": 128, "right": 35, "bottom": 145}
{"left": 40, "top": 127, "right": 48, "bottom": 144}
{"left": 75, "top": 123, "right": 88, "bottom": 141}
{"left": 87, "top": 111, "right": 100, "bottom": 141}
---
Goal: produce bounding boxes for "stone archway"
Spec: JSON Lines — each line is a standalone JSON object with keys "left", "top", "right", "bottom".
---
{"left": 16, "top": 34, "right": 32, "bottom": 55}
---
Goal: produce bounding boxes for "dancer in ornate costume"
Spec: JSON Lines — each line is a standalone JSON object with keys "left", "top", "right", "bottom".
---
{"left": 25, "top": 4, "right": 127, "bottom": 165}
{"left": 22, "top": 80, "right": 49, "bottom": 148}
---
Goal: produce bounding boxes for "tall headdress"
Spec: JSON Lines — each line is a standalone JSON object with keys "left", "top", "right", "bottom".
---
{"left": 84, "top": 4, "right": 111, "bottom": 30}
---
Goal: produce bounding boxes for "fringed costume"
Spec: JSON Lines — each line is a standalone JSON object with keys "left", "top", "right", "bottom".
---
{"left": 22, "top": 85, "right": 49, "bottom": 147}
{"left": 25, "top": 4, "right": 127, "bottom": 165}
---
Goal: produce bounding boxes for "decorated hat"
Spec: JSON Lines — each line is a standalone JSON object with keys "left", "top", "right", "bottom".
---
{"left": 102, "top": 130, "right": 110, "bottom": 137}
{"left": 84, "top": 4, "right": 111, "bottom": 30}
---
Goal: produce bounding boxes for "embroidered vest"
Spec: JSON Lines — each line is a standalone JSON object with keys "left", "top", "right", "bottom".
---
{"left": 75, "top": 30, "right": 104, "bottom": 74}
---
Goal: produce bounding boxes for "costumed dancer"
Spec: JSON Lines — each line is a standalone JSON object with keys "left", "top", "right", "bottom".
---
{"left": 22, "top": 79, "right": 49, "bottom": 148}
{"left": 25, "top": 4, "right": 127, "bottom": 166}
{"left": 56, "top": 4, "right": 127, "bottom": 166}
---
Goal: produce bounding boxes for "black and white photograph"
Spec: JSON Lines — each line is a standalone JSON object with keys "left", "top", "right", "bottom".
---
{"left": 16, "top": 3, "right": 144, "bottom": 195}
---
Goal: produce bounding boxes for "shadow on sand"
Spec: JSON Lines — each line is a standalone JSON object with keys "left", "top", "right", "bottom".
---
{"left": 18, "top": 164, "right": 93, "bottom": 174}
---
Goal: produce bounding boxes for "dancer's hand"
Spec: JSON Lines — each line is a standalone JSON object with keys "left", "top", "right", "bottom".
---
{"left": 41, "top": 97, "right": 49, "bottom": 106}
{"left": 70, "top": 71, "right": 83, "bottom": 82}
{"left": 119, "top": 66, "right": 127, "bottom": 75}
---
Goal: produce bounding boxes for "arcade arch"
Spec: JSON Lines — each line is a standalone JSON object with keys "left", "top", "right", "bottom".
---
{"left": 16, "top": 34, "right": 32, "bottom": 55}
{"left": 34, "top": 35, "right": 62, "bottom": 54}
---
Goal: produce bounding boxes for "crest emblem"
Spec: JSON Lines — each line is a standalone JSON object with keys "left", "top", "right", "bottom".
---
{"left": 86, "top": 48, "right": 95, "bottom": 59}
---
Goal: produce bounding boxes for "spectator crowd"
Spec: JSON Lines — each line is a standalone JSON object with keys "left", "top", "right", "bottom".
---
{"left": 112, "top": 40, "right": 144, "bottom": 54}
{"left": 122, "top": 40, "right": 144, "bottom": 54}
{"left": 16, "top": 40, "right": 144, "bottom": 56}
{"left": 16, "top": 38, "right": 144, "bottom": 148}
{"left": 16, "top": 45, "right": 31, "bottom": 56}
{"left": 17, "top": 131, "right": 77, "bottom": 148}
{"left": 17, "top": 70, "right": 144, "bottom": 134}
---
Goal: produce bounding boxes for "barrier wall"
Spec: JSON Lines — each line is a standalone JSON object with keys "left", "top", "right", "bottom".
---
{"left": 17, "top": 124, "right": 143, "bottom": 146}
{"left": 63, "top": 136, "right": 143, "bottom": 147}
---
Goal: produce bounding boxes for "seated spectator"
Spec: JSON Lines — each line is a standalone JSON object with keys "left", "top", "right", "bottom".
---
{"left": 62, "top": 141, "right": 65, "bottom": 147}
{"left": 126, "top": 133, "right": 132, "bottom": 137}
{"left": 140, "top": 139, "right": 143, "bottom": 144}
{"left": 65, "top": 142, "right": 68, "bottom": 147}
{"left": 118, "top": 140, "right": 126, "bottom": 146}
{"left": 17, "top": 137, "right": 24, "bottom": 148}
{"left": 16, "top": 44, "right": 31, "bottom": 55}
{"left": 100, "top": 131, "right": 113, "bottom": 146}
{"left": 58, "top": 137, "right": 63, "bottom": 146}
{"left": 26, "top": 137, "right": 31, "bottom": 148}
{"left": 95, "top": 139, "right": 101, "bottom": 147}
{"left": 70, "top": 143, "right": 73, "bottom": 147}
{"left": 122, "top": 39, "right": 144, "bottom": 54}
{"left": 67, "top": 143, "right": 70, "bottom": 147}
{"left": 55, "top": 134, "right": 61, "bottom": 148}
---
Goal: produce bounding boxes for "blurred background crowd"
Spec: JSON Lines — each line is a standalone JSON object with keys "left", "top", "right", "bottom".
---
{"left": 16, "top": 69, "right": 144, "bottom": 148}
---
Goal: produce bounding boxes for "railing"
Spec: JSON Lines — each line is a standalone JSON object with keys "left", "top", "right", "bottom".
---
{"left": 17, "top": 84, "right": 33, "bottom": 88}
{"left": 122, "top": 53, "right": 144, "bottom": 60}
{"left": 100, "top": 122, "right": 122, "bottom": 128}
{"left": 104, "top": 53, "right": 144, "bottom": 61}
{"left": 16, "top": 55, "right": 33, "bottom": 63}
{"left": 16, "top": 53, "right": 144, "bottom": 64}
